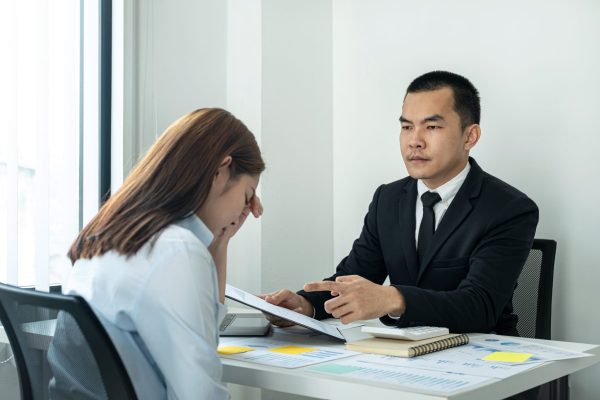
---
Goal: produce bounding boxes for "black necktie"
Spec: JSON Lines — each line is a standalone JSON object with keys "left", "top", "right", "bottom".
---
{"left": 418, "top": 191, "right": 442, "bottom": 266}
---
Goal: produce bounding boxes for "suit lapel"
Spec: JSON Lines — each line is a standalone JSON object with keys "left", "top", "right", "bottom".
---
{"left": 416, "top": 158, "right": 484, "bottom": 283}
{"left": 398, "top": 179, "right": 419, "bottom": 284}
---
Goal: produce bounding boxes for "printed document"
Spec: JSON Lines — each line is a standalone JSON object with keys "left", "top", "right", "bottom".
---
{"left": 225, "top": 284, "right": 345, "bottom": 340}
{"left": 308, "top": 358, "right": 493, "bottom": 395}
{"left": 469, "top": 334, "right": 592, "bottom": 363}
{"left": 356, "top": 345, "right": 540, "bottom": 379}
{"left": 219, "top": 336, "right": 356, "bottom": 368}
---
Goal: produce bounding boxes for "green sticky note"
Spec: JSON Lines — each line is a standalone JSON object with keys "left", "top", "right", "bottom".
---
{"left": 309, "top": 364, "right": 363, "bottom": 374}
{"left": 483, "top": 351, "right": 533, "bottom": 363}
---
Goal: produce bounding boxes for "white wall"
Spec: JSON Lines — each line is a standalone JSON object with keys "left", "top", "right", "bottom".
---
{"left": 332, "top": 1, "right": 600, "bottom": 398}
{"left": 260, "top": 0, "right": 333, "bottom": 293}
{"left": 132, "top": 0, "right": 227, "bottom": 153}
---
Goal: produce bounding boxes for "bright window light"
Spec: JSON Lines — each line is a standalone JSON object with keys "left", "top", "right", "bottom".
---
{"left": 0, "top": 0, "right": 101, "bottom": 290}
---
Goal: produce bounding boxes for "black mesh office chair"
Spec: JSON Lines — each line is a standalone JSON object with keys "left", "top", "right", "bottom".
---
{"left": 513, "top": 239, "right": 556, "bottom": 340}
{"left": 512, "top": 239, "right": 568, "bottom": 400}
{"left": 0, "top": 282, "right": 137, "bottom": 400}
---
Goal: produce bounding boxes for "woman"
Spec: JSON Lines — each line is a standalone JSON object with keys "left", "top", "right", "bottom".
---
{"left": 50, "top": 108, "right": 265, "bottom": 399}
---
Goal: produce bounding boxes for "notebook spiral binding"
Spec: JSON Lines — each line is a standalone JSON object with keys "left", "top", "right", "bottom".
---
{"left": 409, "top": 334, "right": 470, "bottom": 357}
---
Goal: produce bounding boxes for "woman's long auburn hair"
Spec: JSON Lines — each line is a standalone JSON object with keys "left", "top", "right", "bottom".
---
{"left": 68, "top": 108, "right": 265, "bottom": 264}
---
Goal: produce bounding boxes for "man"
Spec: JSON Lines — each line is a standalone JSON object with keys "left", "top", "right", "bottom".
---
{"left": 262, "top": 71, "right": 538, "bottom": 336}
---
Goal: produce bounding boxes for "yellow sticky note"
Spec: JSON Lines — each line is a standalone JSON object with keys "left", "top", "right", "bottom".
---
{"left": 217, "top": 346, "right": 254, "bottom": 355}
{"left": 483, "top": 351, "right": 533, "bottom": 363}
{"left": 269, "top": 345, "right": 316, "bottom": 355}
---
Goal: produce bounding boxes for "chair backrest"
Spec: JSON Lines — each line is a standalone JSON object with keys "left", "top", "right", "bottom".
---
{"left": 0, "top": 283, "right": 137, "bottom": 400}
{"left": 512, "top": 239, "right": 557, "bottom": 340}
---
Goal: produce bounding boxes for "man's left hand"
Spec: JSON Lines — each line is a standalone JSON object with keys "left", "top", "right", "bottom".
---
{"left": 303, "top": 275, "right": 405, "bottom": 324}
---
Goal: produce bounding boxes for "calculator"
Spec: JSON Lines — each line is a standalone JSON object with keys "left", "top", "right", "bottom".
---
{"left": 361, "top": 326, "right": 449, "bottom": 341}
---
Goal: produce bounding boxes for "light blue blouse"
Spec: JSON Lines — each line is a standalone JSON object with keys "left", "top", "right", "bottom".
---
{"left": 63, "top": 215, "right": 229, "bottom": 399}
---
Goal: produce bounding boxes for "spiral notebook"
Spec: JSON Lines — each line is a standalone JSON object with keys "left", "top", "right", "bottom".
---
{"left": 345, "top": 333, "right": 469, "bottom": 357}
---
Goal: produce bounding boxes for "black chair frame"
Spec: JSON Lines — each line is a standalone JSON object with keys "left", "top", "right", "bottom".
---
{"left": 0, "top": 283, "right": 137, "bottom": 400}
{"left": 528, "top": 238, "right": 557, "bottom": 340}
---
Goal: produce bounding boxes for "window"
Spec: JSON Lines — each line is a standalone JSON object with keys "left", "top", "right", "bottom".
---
{"left": 0, "top": 0, "right": 108, "bottom": 290}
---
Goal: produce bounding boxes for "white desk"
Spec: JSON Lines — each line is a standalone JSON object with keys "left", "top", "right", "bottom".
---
{"left": 221, "top": 328, "right": 600, "bottom": 400}
{"left": 3, "top": 319, "right": 599, "bottom": 399}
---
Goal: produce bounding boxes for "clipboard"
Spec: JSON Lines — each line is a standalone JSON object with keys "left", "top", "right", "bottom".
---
{"left": 225, "top": 284, "right": 345, "bottom": 341}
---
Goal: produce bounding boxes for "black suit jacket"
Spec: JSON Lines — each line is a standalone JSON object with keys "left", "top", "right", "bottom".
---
{"left": 299, "top": 158, "right": 539, "bottom": 335}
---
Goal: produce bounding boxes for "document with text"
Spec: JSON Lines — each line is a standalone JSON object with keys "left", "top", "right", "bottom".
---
{"left": 469, "top": 334, "right": 593, "bottom": 363}
{"left": 225, "top": 284, "right": 345, "bottom": 341}
{"left": 356, "top": 345, "right": 541, "bottom": 379}
{"left": 308, "top": 358, "right": 493, "bottom": 395}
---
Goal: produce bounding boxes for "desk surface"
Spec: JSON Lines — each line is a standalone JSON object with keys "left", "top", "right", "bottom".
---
{"left": 221, "top": 327, "right": 600, "bottom": 400}
{"left": 3, "top": 317, "right": 598, "bottom": 400}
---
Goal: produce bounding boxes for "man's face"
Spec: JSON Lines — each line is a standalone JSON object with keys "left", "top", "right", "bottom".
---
{"left": 400, "top": 87, "right": 478, "bottom": 189}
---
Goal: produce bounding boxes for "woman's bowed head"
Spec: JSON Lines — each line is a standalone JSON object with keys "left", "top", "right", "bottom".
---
{"left": 68, "top": 108, "right": 265, "bottom": 300}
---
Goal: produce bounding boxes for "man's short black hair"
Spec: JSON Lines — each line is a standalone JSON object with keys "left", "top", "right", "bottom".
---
{"left": 406, "top": 71, "right": 480, "bottom": 129}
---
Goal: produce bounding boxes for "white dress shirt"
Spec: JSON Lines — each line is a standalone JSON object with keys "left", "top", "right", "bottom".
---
{"left": 63, "top": 215, "right": 229, "bottom": 400}
{"left": 415, "top": 161, "right": 471, "bottom": 246}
